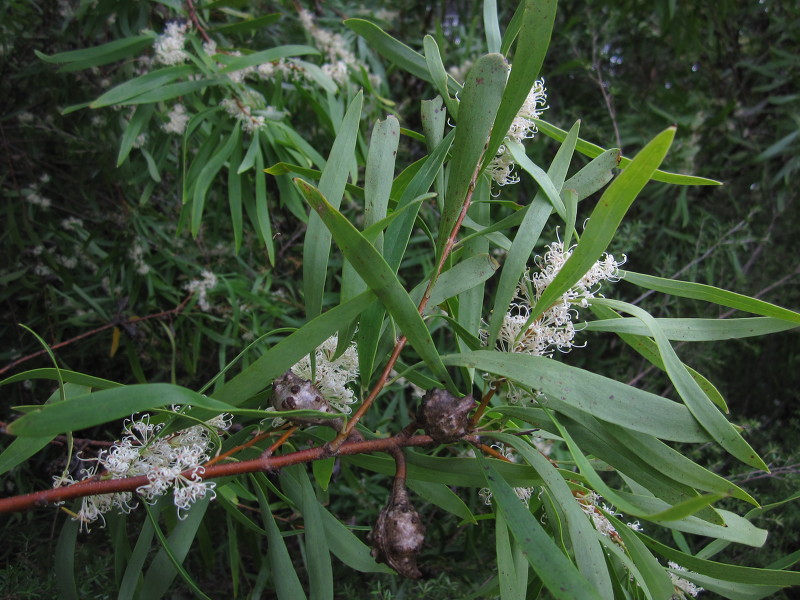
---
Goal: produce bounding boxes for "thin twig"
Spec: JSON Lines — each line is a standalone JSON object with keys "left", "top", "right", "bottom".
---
{"left": 0, "top": 294, "right": 192, "bottom": 377}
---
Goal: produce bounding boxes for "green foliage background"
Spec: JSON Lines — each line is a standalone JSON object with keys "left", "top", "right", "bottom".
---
{"left": 1, "top": 0, "right": 798, "bottom": 598}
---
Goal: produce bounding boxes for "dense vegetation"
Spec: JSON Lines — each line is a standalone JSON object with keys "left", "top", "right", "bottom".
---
{"left": 1, "top": 1, "right": 798, "bottom": 598}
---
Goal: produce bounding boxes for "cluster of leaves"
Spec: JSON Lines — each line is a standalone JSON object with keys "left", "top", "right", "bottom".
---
{"left": 2, "top": 1, "right": 800, "bottom": 599}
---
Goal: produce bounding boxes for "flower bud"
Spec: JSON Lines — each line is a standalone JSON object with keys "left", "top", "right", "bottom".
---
{"left": 417, "top": 389, "right": 474, "bottom": 443}
{"left": 272, "top": 370, "right": 343, "bottom": 431}
{"left": 369, "top": 484, "right": 425, "bottom": 579}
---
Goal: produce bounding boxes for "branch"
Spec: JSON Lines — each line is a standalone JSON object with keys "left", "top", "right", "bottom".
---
{"left": 0, "top": 294, "right": 192, "bottom": 377}
{"left": 0, "top": 433, "right": 443, "bottom": 514}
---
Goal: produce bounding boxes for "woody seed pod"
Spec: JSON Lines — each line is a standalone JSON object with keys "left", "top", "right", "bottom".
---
{"left": 272, "top": 370, "right": 343, "bottom": 432}
{"left": 369, "top": 483, "right": 425, "bottom": 579}
{"left": 417, "top": 389, "right": 474, "bottom": 443}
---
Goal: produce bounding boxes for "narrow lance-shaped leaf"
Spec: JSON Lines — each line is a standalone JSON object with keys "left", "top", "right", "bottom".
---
{"left": 591, "top": 298, "right": 768, "bottom": 471}
{"left": 438, "top": 53, "right": 509, "bottom": 260}
{"left": 303, "top": 91, "right": 363, "bottom": 320}
{"left": 295, "top": 179, "right": 455, "bottom": 390}
{"left": 621, "top": 270, "right": 800, "bottom": 324}
{"left": 534, "top": 118, "right": 721, "bottom": 185}
{"left": 490, "top": 432, "right": 614, "bottom": 598}
{"left": 442, "top": 351, "right": 710, "bottom": 443}
{"left": 477, "top": 453, "right": 605, "bottom": 600}
{"left": 530, "top": 127, "right": 675, "bottom": 324}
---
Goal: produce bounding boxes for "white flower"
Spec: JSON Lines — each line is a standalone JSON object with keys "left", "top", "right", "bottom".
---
{"left": 221, "top": 98, "right": 268, "bottom": 133}
{"left": 291, "top": 333, "right": 359, "bottom": 413}
{"left": 668, "top": 562, "right": 704, "bottom": 598}
{"left": 154, "top": 21, "right": 189, "bottom": 66}
{"left": 487, "top": 78, "right": 548, "bottom": 186}
{"left": 482, "top": 241, "right": 625, "bottom": 387}
{"left": 57, "top": 411, "right": 232, "bottom": 529}
{"left": 184, "top": 269, "right": 218, "bottom": 312}
{"left": 578, "top": 492, "right": 622, "bottom": 542}
{"left": 128, "top": 239, "right": 151, "bottom": 275}
{"left": 163, "top": 103, "right": 189, "bottom": 135}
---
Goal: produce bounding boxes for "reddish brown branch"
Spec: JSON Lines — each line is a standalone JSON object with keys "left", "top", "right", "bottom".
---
{"left": 0, "top": 433, "right": 442, "bottom": 514}
{"left": 0, "top": 295, "right": 192, "bottom": 377}
{"left": 186, "top": 0, "right": 212, "bottom": 44}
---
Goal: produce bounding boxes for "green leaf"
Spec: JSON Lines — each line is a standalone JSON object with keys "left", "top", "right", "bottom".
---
{"left": 534, "top": 119, "right": 721, "bottom": 185}
{"left": 584, "top": 316, "right": 797, "bottom": 340}
{"left": 292, "top": 468, "right": 333, "bottom": 600}
{"left": 345, "top": 19, "right": 461, "bottom": 95}
{"left": 588, "top": 303, "right": 729, "bottom": 412}
{"left": 254, "top": 139, "right": 275, "bottom": 264}
{"left": 140, "top": 497, "right": 211, "bottom": 599}
{"left": 495, "top": 511, "right": 523, "bottom": 600}
{"left": 423, "top": 36, "right": 459, "bottom": 117}
{"left": 228, "top": 134, "right": 244, "bottom": 253}
{"left": 296, "top": 179, "right": 454, "bottom": 390}
{"left": 320, "top": 509, "right": 392, "bottom": 573}
{"left": 117, "top": 103, "right": 155, "bottom": 166}
{"left": 218, "top": 44, "right": 319, "bottom": 73}
{"left": 252, "top": 474, "right": 309, "bottom": 600}
{"left": 443, "top": 351, "right": 709, "bottom": 443}
{"left": 304, "top": 92, "right": 363, "bottom": 319}
{"left": 119, "top": 79, "right": 211, "bottom": 106}
{"left": 563, "top": 149, "right": 621, "bottom": 201}
{"left": 490, "top": 432, "right": 613, "bottom": 597}
{"left": 7, "top": 384, "right": 234, "bottom": 436}
{"left": 592, "top": 298, "right": 768, "bottom": 471}
{"left": 407, "top": 479, "right": 477, "bottom": 524}
{"left": 621, "top": 271, "right": 800, "bottom": 324}
{"left": 90, "top": 66, "right": 196, "bottom": 108}
{"left": 192, "top": 126, "right": 241, "bottom": 236}
{"left": 383, "top": 129, "right": 456, "bottom": 271}
{"left": 439, "top": 53, "right": 508, "bottom": 259}
{"left": 36, "top": 33, "right": 156, "bottom": 72}
{"left": 55, "top": 518, "right": 79, "bottom": 600}
{"left": 478, "top": 453, "right": 604, "bottom": 600}
{"left": 530, "top": 128, "right": 675, "bottom": 323}
{"left": 409, "top": 253, "right": 499, "bottom": 312}
{"left": 118, "top": 517, "right": 155, "bottom": 600}
{"left": 483, "top": 0, "right": 502, "bottom": 54}
{"left": 641, "top": 534, "right": 800, "bottom": 587}
{"left": 485, "top": 0, "right": 557, "bottom": 162}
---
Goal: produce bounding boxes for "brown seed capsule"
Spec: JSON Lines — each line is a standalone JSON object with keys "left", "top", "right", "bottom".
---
{"left": 271, "top": 370, "right": 343, "bottom": 432}
{"left": 417, "top": 389, "right": 474, "bottom": 443}
{"left": 369, "top": 484, "right": 426, "bottom": 579}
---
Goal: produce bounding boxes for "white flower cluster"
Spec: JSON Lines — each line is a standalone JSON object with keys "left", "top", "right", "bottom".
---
{"left": 154, "top": 21, "right": 189, "bottom": 66}
{"left": 184, "top": 269, "right": 218, "bottom": 312}
{"left": 128, "top": 239, "right": 151, "bottom": 276}
{"left": 221, "top": 98, "right": 269, "bottom": 134}
{"left": 487, "top": 79, "right": 548, "bottom": 186}
{"left": 162, "top": 103, "right": 189, "bottom": 135}
{"left": 54, "top": 412, "right": 232, "bottom": 531}
{"left": 578, "top": 491, "right": 622, "bottom": 541}
{"left": 668, "top": 562, "right": 704, "bottom": 598}
{"left": 298, "top": 9, "right": 370, "bottom": 87}
{"left": 483, "top": 242, "right": 624, "bottom": 404}
{"left": 291, "top": 333, "right": 359, "bottom": 413}
{"left": 22, "top": 176, "right": 52, "bottom": 209}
